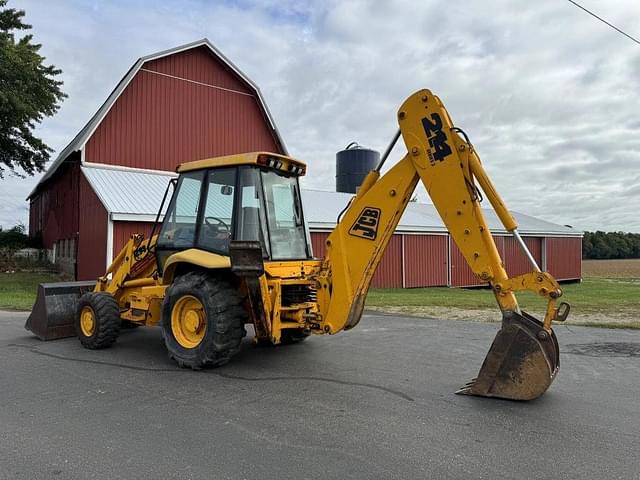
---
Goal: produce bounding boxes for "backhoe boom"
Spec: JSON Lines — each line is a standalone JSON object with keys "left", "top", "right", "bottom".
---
{"left": 315, "top": 89, "right": 567, "bottom": 400}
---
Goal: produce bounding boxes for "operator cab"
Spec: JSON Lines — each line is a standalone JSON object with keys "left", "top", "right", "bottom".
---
{"left": 155, "top": 152, "right": 311, "bottom": 272}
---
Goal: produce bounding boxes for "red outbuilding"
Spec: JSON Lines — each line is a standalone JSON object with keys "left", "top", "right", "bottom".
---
{"left": 28, "top": 39, "right": 286, "bottom": 280}
{"left": 302, "top": 190, "right": 583, "bottom": 287}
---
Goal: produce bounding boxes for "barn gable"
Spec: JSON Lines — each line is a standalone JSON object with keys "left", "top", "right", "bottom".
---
{"left": 84, "top": 45, "right": 284, "bottom": 170}
{"left": 29, "top": 38, "right": 286, "bottom": 197}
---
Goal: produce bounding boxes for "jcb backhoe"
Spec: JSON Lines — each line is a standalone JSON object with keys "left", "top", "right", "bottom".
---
{"left": 26, "top": 89, "right": 570, "bottom": 400}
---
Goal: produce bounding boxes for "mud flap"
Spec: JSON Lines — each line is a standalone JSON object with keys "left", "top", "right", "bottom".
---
{"left": 25, "top": 281, "right": 96, "bottom": 340}
{"left": 456, "top": 311, "right": 559, "bottom": 401}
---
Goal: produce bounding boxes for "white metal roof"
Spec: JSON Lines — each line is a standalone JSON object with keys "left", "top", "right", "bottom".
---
{"left": 82, "top": 165, "right": 176, "bottom": 220}
{"left": 29, "top": 38, "right": 287, "bottom": 199}
{"left": 81, "top": 164, "right": 581, "bottom": 236}
{"left": 302, "top": 189, "right": 446, "bottom": 233}
{"left": 303, "top": 189, "right": 580, "bottom": 236}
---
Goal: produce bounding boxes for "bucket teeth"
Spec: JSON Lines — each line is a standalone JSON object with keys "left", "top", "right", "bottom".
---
{"left": 456, "top": 385, "right": 473, "bottom": 395}
{"left": 456, "top": 378, "right": 481, "bottom": 395}
{"left": 457, "top": 378, "right": 477, "bottom": 391}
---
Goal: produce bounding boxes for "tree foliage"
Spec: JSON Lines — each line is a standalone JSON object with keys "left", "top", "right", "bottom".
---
{"left": 0, "top": 223, "right": 38, "bottom": 249}
{"left": 0, "top": 0, "right": 66, "bottom": 178}
{"left": 582, "top": 231, "right": 640, "bottom": 259}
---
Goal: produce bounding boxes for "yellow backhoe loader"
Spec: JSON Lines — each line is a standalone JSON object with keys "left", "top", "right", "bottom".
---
{"left": 26, "top": 89, "right": 570, "bottom": 400}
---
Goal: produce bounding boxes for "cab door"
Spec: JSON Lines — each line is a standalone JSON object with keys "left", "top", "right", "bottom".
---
{"left": 156, "top": 168, "right": 237, "bottom": 273}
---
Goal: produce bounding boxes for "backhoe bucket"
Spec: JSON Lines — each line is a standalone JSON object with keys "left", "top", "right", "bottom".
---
{"left": 457, "top": 311, "right": 559, "bottom": 401}
{"left": 25, "top": 281, "right": 96, "bottom": 340}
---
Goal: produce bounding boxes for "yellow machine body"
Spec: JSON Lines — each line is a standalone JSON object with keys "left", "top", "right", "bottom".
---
{"left": 93, "top": 234, "right": 323, "bottom": 345}
{"left": 26, "top": 90, "right": 569, "bottom": 400}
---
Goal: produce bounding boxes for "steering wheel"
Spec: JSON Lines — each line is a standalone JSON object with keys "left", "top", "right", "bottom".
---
{"left": 204, "top": 216, "right": 230, "bottom": 233}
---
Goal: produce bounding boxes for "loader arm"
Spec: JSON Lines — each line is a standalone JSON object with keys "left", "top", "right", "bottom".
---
{"left": 315, "top": 89, "right": 568, "bottom": 400}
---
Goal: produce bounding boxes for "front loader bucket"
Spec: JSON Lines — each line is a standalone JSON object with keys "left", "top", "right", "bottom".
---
{"left": 457, "top": 311, "right": 559, "bottom": 401}
{"left": 25, "top": 281, "right": 96, "bottom": 340}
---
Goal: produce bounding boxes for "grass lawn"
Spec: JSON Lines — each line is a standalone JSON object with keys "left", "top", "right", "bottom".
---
{"left": 2, "top": 261, "right": 639, "bottom": 329}
{"left": 0, "top": 272, "right": 64, "bottom": 311}
{"left": 367, "top": 276, "right": 640, "bottom": 329}
{"left": 367, "top": 277, "right": 640, "bottom": 312}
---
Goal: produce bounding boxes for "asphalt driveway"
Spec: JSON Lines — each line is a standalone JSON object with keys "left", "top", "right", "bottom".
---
{"left": 1, "top": 310, "right": 639, "bottom": 479}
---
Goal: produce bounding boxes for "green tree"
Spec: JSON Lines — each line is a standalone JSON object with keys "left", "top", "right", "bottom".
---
{"left": 0, "top": 222, "right": 28, "bottom": 248}
{"left": 582, "top": 232, "right": 594, "bottom": 258}
{"left": 582, "top": 231, "right": 640, "bottom": 259}
{"left": 0, "top": 0, "right": 66, "bottom": 178}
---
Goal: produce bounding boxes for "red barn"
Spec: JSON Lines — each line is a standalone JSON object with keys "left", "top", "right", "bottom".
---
{"left": 302, "top": 190, "right": 582, "bottom": 287}
{"left": 28, "top": 39, "right": 286, "bottom": 280}
{"left": 28, "top": 39, "right": 582, "bottom": 287}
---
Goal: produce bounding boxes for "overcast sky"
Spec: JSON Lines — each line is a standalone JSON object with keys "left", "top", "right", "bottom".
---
{"left": 3, "top": 0, "right": 640, "bottom": 232}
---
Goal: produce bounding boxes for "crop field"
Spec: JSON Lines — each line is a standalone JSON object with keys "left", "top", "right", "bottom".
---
{"left": 582, "top": 258, "right": 640, "bottom": 278}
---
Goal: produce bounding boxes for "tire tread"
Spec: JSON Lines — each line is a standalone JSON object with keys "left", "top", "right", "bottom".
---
{"left": 162, "top": 272, "right": 247, "bottom": 369}
{"left": 76, "top": 292, "right": 121, "bottom": 349}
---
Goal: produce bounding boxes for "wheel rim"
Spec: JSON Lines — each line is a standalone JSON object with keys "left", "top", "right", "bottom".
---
{"left": 171, "top": 295, "right": 206, "bottom": 348}
{"left": 80, "top": 306, "right": 96, "bottom": 337}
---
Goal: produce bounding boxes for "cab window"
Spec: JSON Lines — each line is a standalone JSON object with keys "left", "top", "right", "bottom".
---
{"left": 157, "top": 171, "right": 204, "bottom": 249}
{"left": 236, "top": 167, "right": 270, "bottom": 256}
{"left": 261, "top": 170, "right": 309, "bottom": 260}
{"left": 197, "top": 168, "right": 236, "bottom": 254}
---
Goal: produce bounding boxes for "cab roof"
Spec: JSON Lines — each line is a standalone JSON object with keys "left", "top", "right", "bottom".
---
{"left": 177, "top": 151, "right": 307, "bottom": 175}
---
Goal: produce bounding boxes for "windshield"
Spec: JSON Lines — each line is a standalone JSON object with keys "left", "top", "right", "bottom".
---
{"left": 261, "top": 170, "right": 309, "bottom": 260}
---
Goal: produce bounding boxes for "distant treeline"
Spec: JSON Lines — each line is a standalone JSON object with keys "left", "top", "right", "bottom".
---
{"left": 0, "top": 224, "right": 40, "bottom": 250}
{"left": 583, "top": 231, "right": 640, "bottom": 259}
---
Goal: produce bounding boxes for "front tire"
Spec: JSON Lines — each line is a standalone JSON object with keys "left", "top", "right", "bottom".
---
{"left": 162, "top": 272, "right": 247, "bottom": 369}
{"left": 76, "top": 292, "right": 121, "bottom": 349}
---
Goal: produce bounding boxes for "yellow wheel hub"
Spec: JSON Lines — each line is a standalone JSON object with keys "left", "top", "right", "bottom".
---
{"left": 80, "top": 306, "right": 96, "bottom": 337}
{"left": 171, "top": 295, "right": 206, "bottom": 348}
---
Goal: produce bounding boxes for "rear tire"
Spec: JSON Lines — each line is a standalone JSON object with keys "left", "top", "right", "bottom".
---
{"left": 76, "top": 292, "right": 121, "bottom": 349}
{"left": 162, "top": 272, "right": 247, "bottom": 369}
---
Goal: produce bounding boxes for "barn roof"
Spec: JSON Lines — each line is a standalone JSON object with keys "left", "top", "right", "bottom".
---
{"left": 29, "top": 38, "right": 287, "bottom": 199}
{"left": 81, "top": 164, "right": 582, "bottom": 237}
{"left": 81, "top": 165, "right": 175, "bottom": 220}
{"left": 303, "top": 189, "right": 580, "bottom": 236}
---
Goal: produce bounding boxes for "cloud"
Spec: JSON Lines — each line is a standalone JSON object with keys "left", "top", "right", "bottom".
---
{"left": 2, "top": 0, "right": 640, "bottom": 232}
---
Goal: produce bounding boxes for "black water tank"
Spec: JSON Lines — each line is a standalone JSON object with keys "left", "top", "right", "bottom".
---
{"left": 336, "top": 143, "right": 379, "bottom": 193}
